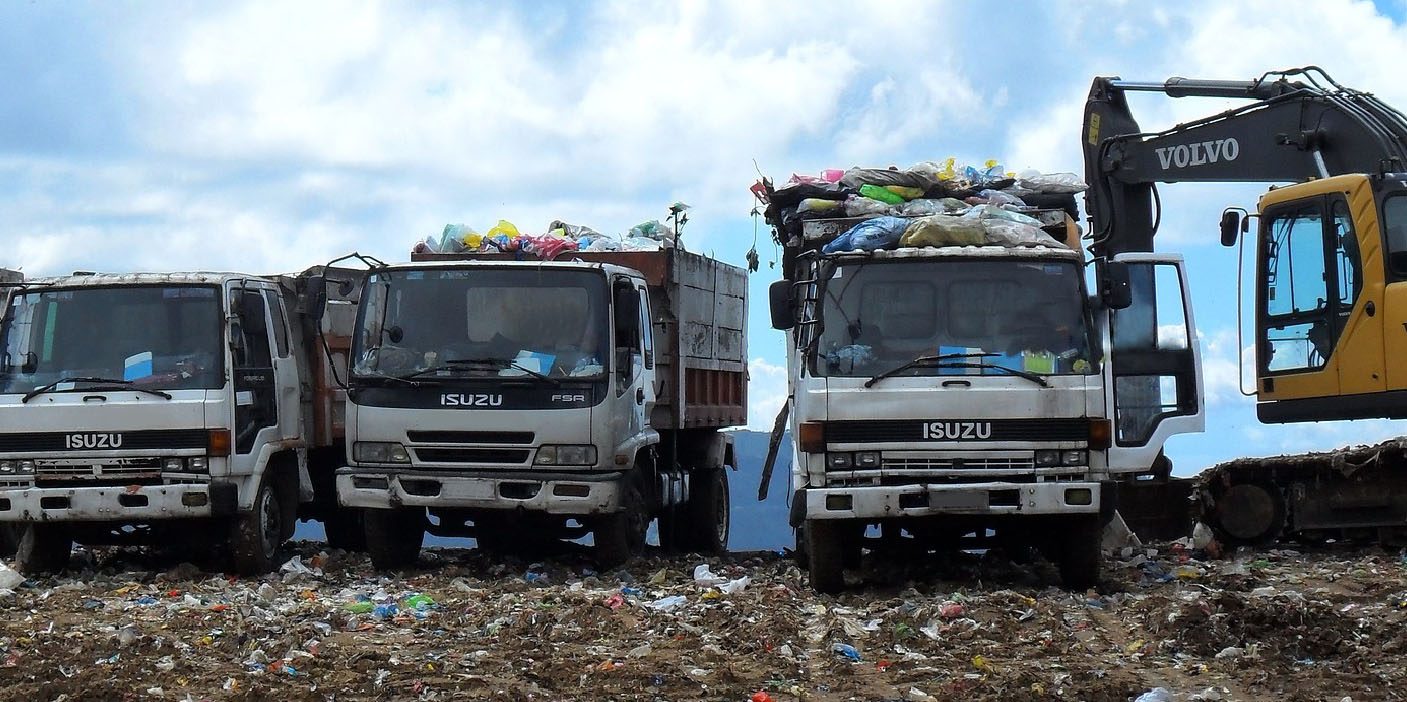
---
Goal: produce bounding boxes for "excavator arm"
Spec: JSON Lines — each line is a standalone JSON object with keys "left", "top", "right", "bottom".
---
{"left": 1083, "top": 67, "right": 1407, "bottom": 258}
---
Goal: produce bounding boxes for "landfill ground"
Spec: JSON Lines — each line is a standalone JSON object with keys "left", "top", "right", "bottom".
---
{"left": 0, "top": 536, "right": 1402, "bottom": 702}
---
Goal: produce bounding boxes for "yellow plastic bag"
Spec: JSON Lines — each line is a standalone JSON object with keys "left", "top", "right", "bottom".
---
{"left": 487, "top": 220, "right": 520, "bottom": 239}
{"left": 462, "top": 233, "right": 483, "bottom": 250}
{"left": 884, "top": 185, "right": 925, "bottom": 200}
{"left": 899, "top": 215, "right": 985, "bottom": 247}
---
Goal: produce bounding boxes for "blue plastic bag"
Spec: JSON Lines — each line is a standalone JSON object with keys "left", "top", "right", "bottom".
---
{"left": 824, "top": 216, "right": 908, "bottom": 253}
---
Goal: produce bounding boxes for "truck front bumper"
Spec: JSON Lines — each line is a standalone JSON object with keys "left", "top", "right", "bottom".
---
{"left": 336, "top": 468, "right": 627, "bottom": 515}
{"left": 804, "top": 481, "right": 1108, "bottom": 521}
{"left": 0, "top": 482, "right": 239, "bottom": 522}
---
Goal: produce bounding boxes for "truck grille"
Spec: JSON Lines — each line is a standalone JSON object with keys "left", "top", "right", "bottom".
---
{"left": 884, "top": 456, "right": 1036, "bottom": 471}
{"left": 824, "top": 451, "right": 1085, "bottom": 487}
{"left": 406, "top": 431, "right": 534, "bottom": 445}
{"left": 825, "top": 419, "right": 1087, "bottom": 443}
{"left": 34, "top": 458, "right": 164, "bottom": 483}
{"left": 0, "top": 429, "right": 208, "bottom": 453}
{"left": 413, "top": 448, "right": 531, "bottom": 464}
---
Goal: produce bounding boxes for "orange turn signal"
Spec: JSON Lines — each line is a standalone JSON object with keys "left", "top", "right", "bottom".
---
{"left": 208, "top": 429, "right": 232, "bottom": 457}
{"left": 1088, "top": 419, "right": 1111, "bottom": 450}
{"left": 797, "top": 421, "right": 825, "bottom": 453}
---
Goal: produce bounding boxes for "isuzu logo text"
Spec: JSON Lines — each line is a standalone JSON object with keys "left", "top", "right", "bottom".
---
{"left": 65, "top": 433, "right": 124, "bottom": 449}
{"left": 440, "top": 393, "right": 503, "bottom": 407}
{"left": 1156, "top": 138, "right": 1239, "bottom": 170}
{"left": 921, "top": 422, "right": 993, "bottom": 440}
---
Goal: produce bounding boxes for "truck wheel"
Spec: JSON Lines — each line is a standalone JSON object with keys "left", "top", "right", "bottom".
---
{"left": 805, "top": 519, "right": 846, "bottom": 594}
{"left": 686, "top": 468, "right": 730, "bottom": 553}
{"left": 1214, "top": 480, "right": 1285, "bottom": 546}
{"left": 363, "top": 507, "right": 424, "bottom": 570}
{"left": 15, "top": 524, "right": 70, "bottom": 575}
{"left": 792, "top": 525, "right": 809, "bottom": 568}
{"left": 595, "top": 483, "right": 647, "bottom": 568}
{"left": 230, "top": 477, "right": 287, "bottom": 575}
{"left": 323, "top": 510, "right": 366, "bottom": 552}
{"left": 1058, "top": 517, "right": 1102, "bottom": 590}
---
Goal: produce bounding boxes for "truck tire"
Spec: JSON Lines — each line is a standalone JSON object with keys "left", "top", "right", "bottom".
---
{"left": 15, "top": 524, "right": 70, "bottom": 575}
{"left": 656, "top": 505, "right": 685, "bottom": 552}
{"left": 364, "top": 507, "right": 424, "bottom": 570}
{"left": 805, "top": 519, "right": 846, "bottom": 594}
{"left": 685, "top": 468, "right": 730, "bottom": 553}
{"left": 595, "top": 482, "right": 647, "bottom": 568}
{"left": 1057, "top": 517, "right": 1102, "bottom": 590}
{"left": 323, "top": 510, "right": 366, "bottom": 552}
{"left": 1213, "top": 480, "right": 1286, "bottom": 546}
{"left": 230, "top": 477, "right": 287, "bottom": 575}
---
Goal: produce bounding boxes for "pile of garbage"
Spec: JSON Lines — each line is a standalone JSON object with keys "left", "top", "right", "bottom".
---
{"left": 753, "top": 159, "right": 1088, "bottom": 256}
{"left": 0, "top": 538, "right": 1402, "bottom": 700}
{"left": 412, "top": 215, "right": 682, "bottom": 259}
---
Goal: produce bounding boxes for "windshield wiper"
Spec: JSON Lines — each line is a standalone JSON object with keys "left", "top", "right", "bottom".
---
{"left": 444, "top": 357, "right": 561, "bottom": 385}
{"left": 864, "top": 353, "right": 997, "bottom": 388}
{"left": 353, "top": 371, "right": 421, "bottom": 386}
{"left": 931, "top": 362, "right": 1050, "bottom": 388}
{"left": 22, "top": 377, "right": 174, "bottom": 403}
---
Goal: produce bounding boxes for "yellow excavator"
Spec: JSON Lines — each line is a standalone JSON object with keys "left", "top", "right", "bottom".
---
{"left": 1084, "top": 67, "right": 1407, "bottom": 545}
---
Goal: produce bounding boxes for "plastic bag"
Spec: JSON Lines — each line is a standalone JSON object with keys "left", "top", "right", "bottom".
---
{"left": 975, "top": 189, "right": 1026, "bottom": 207}
{"left": 520, "top": 234, "right": 579, "bottom": 259}
{"left": 547, "top": 220, "right": 600, "bottom": 240}
{"left": 581, "top": 235, "right": 622, "bottom": 252}
{"left": 412, "top": 237, "right": 436, "bottom": 254}
{"left": 885, "top": 185, "right": 926, "bottom": 200}
{"left": 900, "top": 215, "right": 986, "bottom": 247}
{"left": 629, "top": 220, "right": 676, "bottom": 243}
{"left": 859, "top": 184, "right": 905, "bottom": 205}
{"left": 622, "top": 236, "right": 663, "bottom": 251}
{"left": 821, "top": 168, "right": 845, "bottom": 182}
{"left": 824, "top": 216, "right": 907, "bottom": 253}
{"left": 899, "top": 199, "right": 949, "bottom": 216}
{"left": 1017, "top": 170, "right": 1088, "bottom": 194}
{"left": 968, "top": 204, "right": 1044, "bottom": 227}
{"left": 843, "top": 196, "right": 893, "bottom": 217}
{"left": 483, "top": 234, "right": 520, "bottom": 252}
{"left": 982, "top": 219, "right": 1066, "bottom": 248}
{"left": 486, "top": 220, "right": 520, "bottom": 239}
{"left": 839, "top": 167, "right": 938, "bottom": 191}
{"left": 798, "top": 198, "right": 845, "bottom": 214}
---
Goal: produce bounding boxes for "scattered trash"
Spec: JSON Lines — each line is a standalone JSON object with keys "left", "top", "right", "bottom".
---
{"left": 1134, "top": 688, "right": 1174, "bottom": 702}
{"left": 832, "top": 642, "right": 861, "bottom": 661}
{"left": 648, "top": 595, "right": 686, "bottom": 611}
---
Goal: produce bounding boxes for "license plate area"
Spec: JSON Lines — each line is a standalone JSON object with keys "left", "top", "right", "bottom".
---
{"left": 928, "top": 490, "right": 988, "bottom": 510}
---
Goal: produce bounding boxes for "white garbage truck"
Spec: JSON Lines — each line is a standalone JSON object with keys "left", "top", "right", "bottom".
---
{"left": 762, "top": 191, "right": 1205, "bottom": 591}
{"left": 335, "top": 248, "right": 747, "bottom": 568}
{"left": 0, "top": 267, "right": 360, "bottom": 574}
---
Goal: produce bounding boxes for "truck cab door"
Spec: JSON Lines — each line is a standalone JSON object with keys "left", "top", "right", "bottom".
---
{"left": 229, "top": 285, "right": 280, "bottom": 467}
{"left": 637, "top": 283, "right": 656, "bottom": 422}
{"left": 262, "top": 288, "right": 301, "bottom": 442}
{"left": 611, "top": 279, "right": 646, "bottom": 439}
{"left": 1103, "top": 253, "right": 1205, "bottom": 473}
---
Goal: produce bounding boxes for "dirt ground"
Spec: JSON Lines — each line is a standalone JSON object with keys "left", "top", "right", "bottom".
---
{"left": 0, "top": 537, "right": 1401, "bottom": 701}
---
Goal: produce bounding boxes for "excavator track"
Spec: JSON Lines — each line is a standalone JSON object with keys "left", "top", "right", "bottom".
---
{"left": 1195, "top": 438, "right": 1407, "bottom": 547}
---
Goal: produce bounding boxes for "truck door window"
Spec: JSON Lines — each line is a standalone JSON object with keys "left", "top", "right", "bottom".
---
{"left": 1110, "top": 262, "right": 1197, "bottom": 445}
{"left": 262, "top": 289, "right": 291, "bottom": 358}
{"left": 638, "top": 286, "right": 653, "bottom": 370}
{"left": 1382, "top": 194, "right": 1407, "bottom": 276}
{"left": 1259, "top": 203, "right": 1332, "bottom": 373}
{"left": 232, "top": 289, "right": 277, "bottom": 454}
{"left": 613, "top": 282, "right": 641, "bottom": 394}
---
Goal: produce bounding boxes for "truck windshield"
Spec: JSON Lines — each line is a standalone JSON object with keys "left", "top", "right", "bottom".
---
{"left": 0, "top": 285, "right": 224, "bottom": 394}
{"left": 812, "top": 258, "right": 1096, "bottom": 378}
{"left": 352, "top": 268, "right": 610, "bottom": 380}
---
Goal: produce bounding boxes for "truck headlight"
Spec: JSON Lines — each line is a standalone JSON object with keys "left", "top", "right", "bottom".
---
{"left": 826, "top": 453, "right": 853, "bottom": 470}
{"left": 187, "top": 457, "right": 207, "bottom": 472}
{"left": 535, "top": 445, "right": 597, "bottom": 466}
{"left": 0, "top": 461, "right": 13, "bottom": 474}
{"left": 853, "top": 451, "right": 881, "bottom": 468}
{"left": 353, "top": 442, "right": 411, "bottom": 464}
{"left": 17, "top": 460, "right": 34, "bottom": 475}
{"left": 163, "top": 458, "right": 184, "bottom": 472}
{"left": 1061, "top": 450, "right": 1088, "bottom": 466}
{"left": 1034, "top": 450, "right": 1060, "bottom": 467}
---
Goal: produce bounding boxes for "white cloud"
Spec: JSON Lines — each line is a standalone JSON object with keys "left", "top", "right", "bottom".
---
{"left": 747, "top": 355, "right": 788, "bottom": 431}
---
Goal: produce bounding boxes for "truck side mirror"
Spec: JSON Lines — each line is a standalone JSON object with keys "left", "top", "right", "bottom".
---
{"left": 1220, "top": 209, "right": 1242, "bottom": 247}
{"left": 305, "top": 275, "right": 329, "bottom": 322}
{"left": 769, "top": 280, "right": 795, "bottom": 330}
{"left": 1100, "top": 261, "right": 1133, "bottom": 310}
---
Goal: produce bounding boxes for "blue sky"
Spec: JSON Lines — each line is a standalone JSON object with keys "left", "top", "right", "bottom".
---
{"left": 5, "top": 0, "right": 1407, "bottom": 475}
